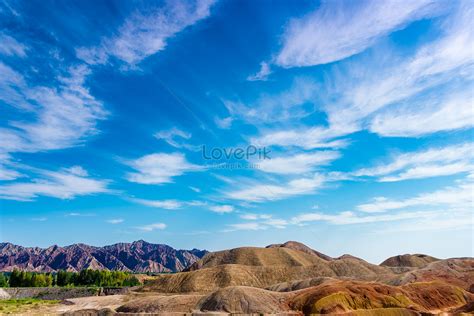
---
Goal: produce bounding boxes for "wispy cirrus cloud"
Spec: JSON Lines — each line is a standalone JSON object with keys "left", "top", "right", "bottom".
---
{"left": 275, "top": 0, "right": 443, "bottom": 67}
{"left": 0, "top": 32, "right": 27, "bottom": 57}
{"left": 0, "top": 154, "right": 21, "bottom": 181}
{"left": 132, "top": 198, "right": 183, "bottom": 210}
{"left": 31, "top": 217, "right": 47, "bottom": 222}
{"left": 65, "top": 212, "right": 96, "bottom": 217}
{"left": 135, "top": 222, "right": 167, "bottom": 231}
{"left": 0, "top": 64, "right": 107, "bottom": 154}
{"left": 247, "top": 62, "right": 271, "bottom": 81}
{"left": 131, "top": 198, "right": 206, "bottom": 209}
{"left": 154, "top": 127, "right": 199, "bottom": 151}
{"left": 224, "top": 78, "right": 319, "bottom": 125}
{"left": 226, "top": 174, "right": 325, "bottom": 202}
{"left": 239, "top": 213, "right": 272, "bottom": 220}
{"left": 369, "top": 88, "right": 474, "bottom": 137}
{"left": 214, "top": 116, "right": 233, "bottom": 129}
{"left": 224, "top": 217, "right": 288, "bottom": 232}
{"left": 189, "top": 186, "right": 201, "bottom": 193}
{"left": 125, "top": 152, "right": 203, "bottom": 184}
{"left": 252, "top": 125, "right": 351, "bottom": 150}
{"left": 258, "top": 151, "right": 340, "bottom": 175}
{"left": 354, "top": 143, "right": 474, "bottom": 182}
{"left": 209, "top": 204, "right": 234, "bottom": 213}
{"left": 291, "top": 210, "right": 438, "bottom": 225}
{"left": 0, "top": 166, "right": 111, "bottom": 201}
{"left": 356, "top": 181, "right": 472, "bottom": 213}
{"left": 252, "top": 1, "right": 472, "bottom": 147}
{"left": 106, "top": 218, "right": 124, "bottom": 224}
{"left": 77, "top": 0, "right": 216, "bottom": 66}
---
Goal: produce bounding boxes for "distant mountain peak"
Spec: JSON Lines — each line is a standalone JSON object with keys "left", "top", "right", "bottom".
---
{"left": 0, "top": 241, "right": 208, "bottom": 273}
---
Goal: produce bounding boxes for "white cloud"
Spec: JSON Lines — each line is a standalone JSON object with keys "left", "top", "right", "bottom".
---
{"left": 31, "top": 217, "right": 47, "bottom": 222}
{"left": 354, "top": 143, "right": 474, "bottom": 181}
{"left": 132, "top": 198, "right": 183, "bottom": 210}
{"left": 253, "top": 2, "right": 473, "bottom": 148}
{"left": 106, "top": 218, "right": 124, "bottom": 224}
{"left": 247, "top": 62, "right": 271, "bottom": 81}
{"left": 131, "top": 198, "right": 206, "bottom": 209}
{"left": 77, "top": 0, "right": 216, "bottom": 66}
{"left": 279, "top": 174, "right": 474, "bottom": 230}
{"left": 0, "top": 166, "right": 111, "bottom": 201}
{"left": 239, "top": 213, "right": 272, "bottom": 220}
{"left": 370, "top": 88, "right": 474, "bottom": 137}
{"left": 327, "top": 1, "right": 474, "bottom": 135}
{"left": 252, "top": 126, "right": 351, "bottom": 150}
{"left": 125, "top": 152, "right": 203, "bottom": 184}
{"left": 226, "top": 174, "right": 325, "bottom": 202}
{"left": 291, "top": 210, "right": 437, "bottom": 225}
{"left": 136, "top": 222, "right": 167, "bottom": 231}
{"left": 258, "top": 151, "right": 339, "bottom": 174}
{"left": 187, "top": 200, "right": 207, "bottom": 206}
{"left": 154, "top": 127, "right": 198, "bottom": 150}
{"left": 380, "top": 162, "right": 473, "bottom": 182}
{"left": 356, "top": 181, "right": 472, "bottom": 213}
{"left": 275, "top": 0, "right": 442, "bottom": 67}
{"left": 225, "top": 216, "right": 288, "bottom": 231}
{"left": 189, "top": 186, "right": 201, "bottom": 192}
{"left": 0, "top": 166, "right": 21, "bottom": 181}
{"left": 209, "top": 204, "right": 234, "bottom": 213}
{"left": 0, "top": 32, "right": 27, "bottom": 57}
{"left": 264, "top": 218, "right": 288, "bottom": 229}
{"left": 214, "top": 116, "right": 233, "bottom": 129}
{"left": 65, "top": 212, "right": 96, "bottom": 217}
{"left": 224, "top": 78, "right": 319, "bottom": 124}
{"left": 225, "top": 222, "right": 266, "bottom": 231}
{"left": 0, "top": 64, "right": 107, "bottom": 154}
{"left": 379, "top": 208, "right": 472, "bottom": 232}
{"left": 0, "top": 154, "right": 21, "bottom": 181}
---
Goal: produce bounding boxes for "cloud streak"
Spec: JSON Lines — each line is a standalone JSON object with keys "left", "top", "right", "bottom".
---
{"left": 136, "top": 222, "right": 167, "bottom": 231}
{"left": 275, "top": 0, "right": 442, "bottom": 67}
{"left": 0, "top": 166, "right": 111, "bottom": 201}
{"left": 77, "top": 0, "right": 216, "bottom": 66}
{"left": 258, "top": 151, "right": 340, "bottom": 175}
{"left": 125, "top": 152, "right": 203, "bottom": 184}
{"left": 354, "top": 143, "right": 474, "bottom": 182}
{"left": 226, "top": 174, "right": 325, "bottom": 202}
{"left": 0, "top": 64, "right": 107, "bottom": 154}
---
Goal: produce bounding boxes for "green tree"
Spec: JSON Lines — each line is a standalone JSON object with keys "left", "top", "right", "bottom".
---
{"left": 0, "top": 273, "right": 8, "bottom": 287}
{"left": 9, "top": 269, "right": 21, "bottom": 287}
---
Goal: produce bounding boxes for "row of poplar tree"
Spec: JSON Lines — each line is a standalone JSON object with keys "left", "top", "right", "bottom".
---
{"left": 0, "top": 269, "right": 141, "bottom": 287}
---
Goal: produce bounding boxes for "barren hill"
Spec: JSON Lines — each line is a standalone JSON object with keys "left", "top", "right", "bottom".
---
{"left": 185, "top": 246, "right": 326, "bottom": 271}
{"left": 266, "top": 240, "right": 333, "bottom": 261}
{"left": 290, "top": 280, "right": 472, "bottom": 314}
{"left": 380, "top": 254, "right": 439, "bottom": 268}
{"left": 144, "top": 242, "right": 396, "bottom": 293}
{"left": 123, "top": 280, "right": 474, "bottom": 314}
{"left": 393, "top": 258, "right": 474, "bottom": 291}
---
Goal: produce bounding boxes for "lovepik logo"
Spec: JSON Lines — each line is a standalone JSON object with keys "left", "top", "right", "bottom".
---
{"left": 201, "top": 145, "right": 271, "bottom": 160}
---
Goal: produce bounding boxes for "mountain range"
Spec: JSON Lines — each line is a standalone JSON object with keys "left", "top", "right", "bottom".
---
{"left": 1, "top": 240, "right": 473, "bottom": 314}
{"left": 0, "top": 240, "right": 208, "bottom": 273}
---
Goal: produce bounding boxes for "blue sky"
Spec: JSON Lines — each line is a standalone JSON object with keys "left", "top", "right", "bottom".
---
{"left": 0, "top": 0, "right": 472, "bottom": 263}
